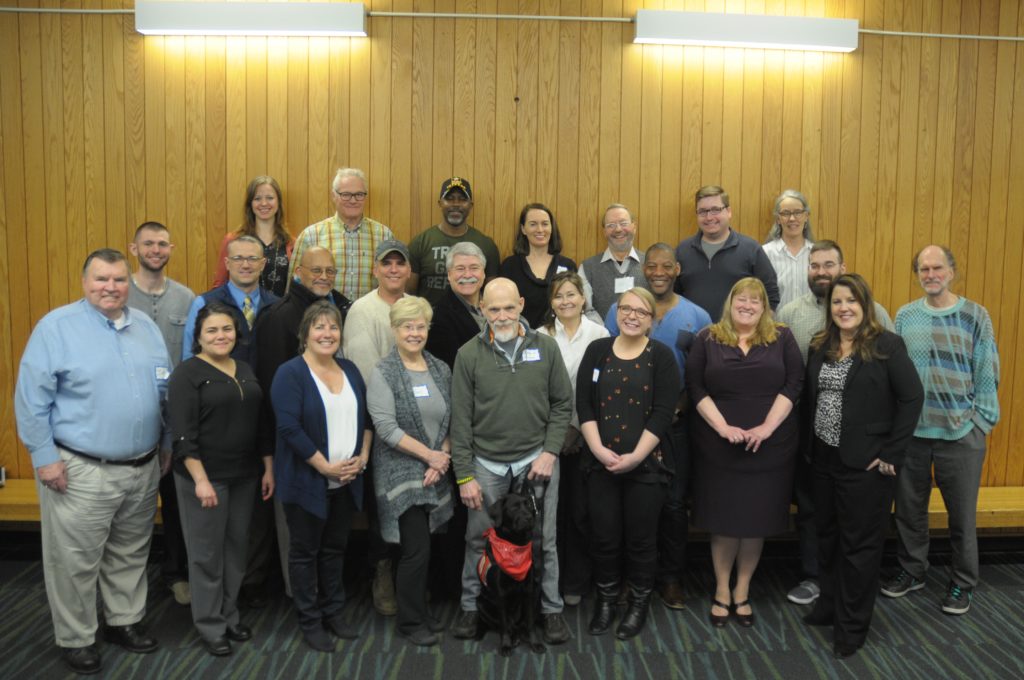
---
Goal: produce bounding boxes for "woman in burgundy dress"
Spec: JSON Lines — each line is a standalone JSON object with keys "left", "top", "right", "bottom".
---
{"left": 685, "top": 277, "right": 803, "bottom": 628}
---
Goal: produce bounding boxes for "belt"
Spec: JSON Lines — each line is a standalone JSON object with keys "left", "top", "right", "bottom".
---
{"left": 57, "top": 442, "right": 159, "bottom": 467}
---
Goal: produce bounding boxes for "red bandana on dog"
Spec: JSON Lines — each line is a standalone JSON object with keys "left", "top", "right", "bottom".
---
{"left": 477, "top": 527, "right": 533, "bottom": 583}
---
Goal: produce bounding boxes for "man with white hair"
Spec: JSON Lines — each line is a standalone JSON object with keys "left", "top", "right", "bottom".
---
{"left": 449, "top": 278, "right": 574, "bottom": 645}
{"left": 288, "top": 167, "right": 395, "bottom": 300}
{"left": 424, "top": 241, "right": 489, "bottom": 368}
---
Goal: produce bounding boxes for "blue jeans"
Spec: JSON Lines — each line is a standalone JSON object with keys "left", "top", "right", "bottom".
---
{"left": 460, "top": 459, "right": 562, "bottom": 614}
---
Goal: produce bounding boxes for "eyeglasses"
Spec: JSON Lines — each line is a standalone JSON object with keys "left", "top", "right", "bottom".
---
{"left": 696, "top": 206, "right": 727, "bottom": 217}
{"left": 227, "top": 255, "right": 266, "bottom": 264}
{"left": 399, "top": 323, "right": 428, "bottom": 333}
{"left": 604, "top": 220, "right": 632, "bottom": 230}
{"left": 778, "top": 210, "right": 806, "bottom": 219}
{"left": 335, "top": 191, "right": 368, "bottom": 201}
{"left": 618, "top": 305, "right": 651, "bottom": 319}
{"left": 303, "top": 266, "right": 338, "bottom": 277}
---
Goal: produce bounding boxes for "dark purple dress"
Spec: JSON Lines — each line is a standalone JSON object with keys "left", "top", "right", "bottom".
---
{"left": 685, "top": 326, "right": 804, "bottom": 537}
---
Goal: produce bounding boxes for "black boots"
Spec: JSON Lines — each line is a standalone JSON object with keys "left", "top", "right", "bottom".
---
{"left": 588, "top": 582, "right": 619, "bottom": 635}
{"left": 615, "top": 583, "right": 653, "bottom": 639}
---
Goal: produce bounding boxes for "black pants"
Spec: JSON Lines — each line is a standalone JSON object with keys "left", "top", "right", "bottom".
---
{"left": 793, "top": 452, "right": 819, "bottom": 579}
{"left": 587, "top": 466, "right": 665, "bottom": 589}
{"left": 396, "top": 506, "right": 432, "bottom": 634}
{"left": 242, "top": 486, "right": 280, "bottom": 589}
{"left": 557, "top": 450, "right": 592, "bottom": 597}
{"left": 159, "top": 470, "right": 189, "bottom": 584}
{"left": 812, "top": 438, "right": 894, "bottom": 649}
{"left": 656, "top": 419, "right": 689, "bottom": 586}
{"left": 283, "top": 489, "right": 355, "bottom": 631}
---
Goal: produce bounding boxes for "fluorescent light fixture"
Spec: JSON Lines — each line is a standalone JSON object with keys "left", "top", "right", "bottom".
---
{"left": 634, "top": 10, "right": 858, "bottom": 53}
{"left": 135, "top": 1, "right": 367, "bottom": 37}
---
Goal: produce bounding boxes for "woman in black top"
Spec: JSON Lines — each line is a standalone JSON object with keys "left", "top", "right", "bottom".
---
{"left": 576, "top": 287, "right": 680, "bottom": 640}
{"left": 168, "top": 303, "right": 270, "bottom": 656}
{"left": 499, "top": 203, "right": 576, "bottom": 328}
{"left": 803, "top": 274, "right": 923, "bottom": 658}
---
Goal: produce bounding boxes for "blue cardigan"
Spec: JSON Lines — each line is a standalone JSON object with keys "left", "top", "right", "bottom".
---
{"left": 271, "top": 355, "right": 370, "bottom": 519}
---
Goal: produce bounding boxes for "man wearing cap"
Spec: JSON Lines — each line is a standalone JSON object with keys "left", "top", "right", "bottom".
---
{"left": 340, "top": 239, "right": 412, "bottom": 616}
{"left": 289, "top": 167, "right": 395, "bottom": 301}
{"left": 406, "top": 177, "right": 501, "bottom": 307}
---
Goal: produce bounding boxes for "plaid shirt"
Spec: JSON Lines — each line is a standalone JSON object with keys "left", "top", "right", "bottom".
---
{"left": 289, "top": 215, "right": 394, "bottom": 300}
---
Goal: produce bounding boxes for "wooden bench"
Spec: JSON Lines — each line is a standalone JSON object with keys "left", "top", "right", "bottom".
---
{"left": 2, "top": 478, "right": 1022, "bottom": 531}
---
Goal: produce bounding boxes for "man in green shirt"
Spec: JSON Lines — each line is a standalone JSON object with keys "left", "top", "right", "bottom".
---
{"left": 406, "top": 177, "right": 501, "bottom": 306}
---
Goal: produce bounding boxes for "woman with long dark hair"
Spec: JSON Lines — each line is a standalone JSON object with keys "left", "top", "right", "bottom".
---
{"left": 498, "top": 203, "right": 576, "bottom": 328}
{"left": 803, "top": 273, "right": 923, "bottom": 658}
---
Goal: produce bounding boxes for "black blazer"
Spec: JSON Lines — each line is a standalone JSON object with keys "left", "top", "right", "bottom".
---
{"left": 425, "top": 287, "right": 483, "bottom": 369}
{"left": 805, "top": 331, "right": 923, "bottom": 469}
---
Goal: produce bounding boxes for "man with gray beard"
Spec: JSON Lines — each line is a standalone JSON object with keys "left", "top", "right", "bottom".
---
{"left": 449, "top": 278, "right": 574, "bottom": 645}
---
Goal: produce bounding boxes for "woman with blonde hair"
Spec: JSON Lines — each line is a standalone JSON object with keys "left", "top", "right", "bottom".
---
{"left": 213, "top": 175, "right": 293, "bottom": 295}
{"left": 685, "top": 277, "right": 803, "bottom": 628}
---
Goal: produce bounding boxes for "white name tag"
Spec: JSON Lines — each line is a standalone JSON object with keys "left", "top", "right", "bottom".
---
{"left": 592, "top": 368, "right": 601, "bottom": 383}
{"left": 556, "top": 265, "right": 568, "bottom": 274}
{"left": 155, "top": 366, "right": 170, "bottom": 380}
{"left": 522, "top": 348, "right": 541, "bottom": 362}
{"left": 614, "top": 276, "right": 635, "bottom": 293}
{"left": 413, "top": 384, "right": 430, "bottom": 398}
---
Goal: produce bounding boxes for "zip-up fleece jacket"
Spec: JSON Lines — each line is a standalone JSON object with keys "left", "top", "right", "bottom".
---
{"left": 451, "top": 322, "right": 573, "bottom": 482}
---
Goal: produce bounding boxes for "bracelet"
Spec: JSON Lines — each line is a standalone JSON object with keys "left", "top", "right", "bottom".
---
{"left": 456, "top": 476, "right": 475, "bottom": 485}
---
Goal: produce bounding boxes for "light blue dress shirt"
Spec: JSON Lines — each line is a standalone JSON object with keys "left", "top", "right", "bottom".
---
{"left": 180, "top": 281, "right": 262, "bottom": 361}
{"left": 15, "top": 300, "right": 172, "bottom": 468}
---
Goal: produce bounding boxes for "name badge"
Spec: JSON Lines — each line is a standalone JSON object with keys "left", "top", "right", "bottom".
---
{"left": 522, "top": 348, "right": 541, "bottom": 362}
{"left": 592, "top": 368, "right": 601, "bottom": 383}
{"left": 413, "top": 384, "right": 430, "bottom": 398}
{"left": 556, "top": 265, "right": 568, "bottom": 274}
{"left": 155, "top": 366, "right": 170, "bottom": 380}
{"left": 614, "top": 276, "right": 635, "bottom": 293}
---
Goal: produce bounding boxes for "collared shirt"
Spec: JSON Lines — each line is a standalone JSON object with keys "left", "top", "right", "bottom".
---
{"left": 181, "top": 281, "right": 264, "bottom": 361}
{"left": 538, "top": 316, "right": 610, "bottom": 427}
{"left": 579, "top": 246, "right": 644, "bottom": 320}
{"left": 15, "top": 300, "right": 171, "bottom": 468}
{"left": 762, "top": 238, "right": 813, "bottom": 309}
{"left": 778, "top": 292, "right": 895, "bottom": 362}
{"left": 288, "top": 214, "right": 395, "bottom": 300}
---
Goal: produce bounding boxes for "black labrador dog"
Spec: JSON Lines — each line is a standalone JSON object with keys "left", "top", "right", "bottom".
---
{"left": 475, "top": 476, "right": 545, "bottom": 656}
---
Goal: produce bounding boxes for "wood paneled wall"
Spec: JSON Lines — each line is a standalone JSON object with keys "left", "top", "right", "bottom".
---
{"left": 2, "top": 0, "right": 1023, "bottom": 485}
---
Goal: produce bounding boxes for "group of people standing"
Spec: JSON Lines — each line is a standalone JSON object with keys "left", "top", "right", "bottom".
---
{"left": 14, "top": 170, "right": 1000, "bottom": 674}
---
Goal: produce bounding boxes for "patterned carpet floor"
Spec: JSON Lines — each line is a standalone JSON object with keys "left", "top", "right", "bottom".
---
{"left": 1, "top": 535, "right": 1022, "bottom": 679}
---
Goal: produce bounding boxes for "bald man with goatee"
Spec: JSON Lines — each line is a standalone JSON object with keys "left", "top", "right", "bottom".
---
{"left": 449, "top": 278, "right": 574, "bottom": 646}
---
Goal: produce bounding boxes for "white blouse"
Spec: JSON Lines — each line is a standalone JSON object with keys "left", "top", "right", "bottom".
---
{"left": 309, "top": 368, "right": 358, "bottom": 489}
{"left": 538, "top": 316, "right": 610, "bottom": 427}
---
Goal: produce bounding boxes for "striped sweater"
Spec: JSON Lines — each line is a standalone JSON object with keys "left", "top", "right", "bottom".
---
{"left": 894, "top": 297, "right": 1000, "bottom": 440}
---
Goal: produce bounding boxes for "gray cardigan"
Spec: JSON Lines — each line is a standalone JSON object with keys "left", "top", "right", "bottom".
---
{"left": 367, "top": 346, "right": 454, "bottom": 544}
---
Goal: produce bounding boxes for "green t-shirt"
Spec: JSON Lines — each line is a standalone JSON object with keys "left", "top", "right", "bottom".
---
{"left": 407, "top": 225, "right": 501, "bottom": 306}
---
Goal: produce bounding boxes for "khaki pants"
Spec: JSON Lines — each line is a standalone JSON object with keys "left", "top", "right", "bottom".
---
{"left": 38, "top": 448, "right": 159, "bottom": 648}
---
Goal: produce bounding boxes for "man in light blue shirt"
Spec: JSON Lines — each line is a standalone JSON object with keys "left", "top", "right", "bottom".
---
{"left": 181, "top": 235, "right": 279, "bottom": 364}
{"left": 605, "top": 243, "right": 711, "bottom": 611}
{"left": 15, "top": 248, "right": 172, "bottom": 675}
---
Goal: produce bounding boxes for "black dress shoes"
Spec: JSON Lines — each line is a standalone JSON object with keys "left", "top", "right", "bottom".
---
{"left": 225, "top": 624, "right": 252, "bottom": 642}
{"left": 103, "top": 624, "right": 158, "bottom": 653}
{"left": 61, "top": 645, "right": 101, "bottom": 675}
{"left": 732, "top": 600, "right": 755, "bottom": 627}
{"left": 833, "top": 642, "right": 861, "bottom": 659}
{"left": 202, "top": 636, "right": 232, "bottom": 656}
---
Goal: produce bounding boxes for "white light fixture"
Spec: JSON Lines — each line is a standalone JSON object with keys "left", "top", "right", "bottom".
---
{"left": 634, "top": 10, "right": 858, "bottom": 53}
{"left": 135, "top": 1, "right": 367, "bottom": 37}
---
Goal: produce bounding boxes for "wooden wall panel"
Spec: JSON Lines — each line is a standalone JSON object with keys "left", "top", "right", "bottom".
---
{"left": 2, "top": 0, "right": 1024, "bottom": 486}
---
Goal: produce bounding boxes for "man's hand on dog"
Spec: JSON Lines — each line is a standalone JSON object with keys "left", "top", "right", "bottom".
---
{"left": 527, "top": 452, "right": 556, "bottom": 482}
{"left": 460, "top": 479, "right": 484, "bottom": 510}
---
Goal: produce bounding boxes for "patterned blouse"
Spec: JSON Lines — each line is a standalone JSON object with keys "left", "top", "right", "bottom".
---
{"left": 814, "top": 355, "right": 854, "bottom": 447}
